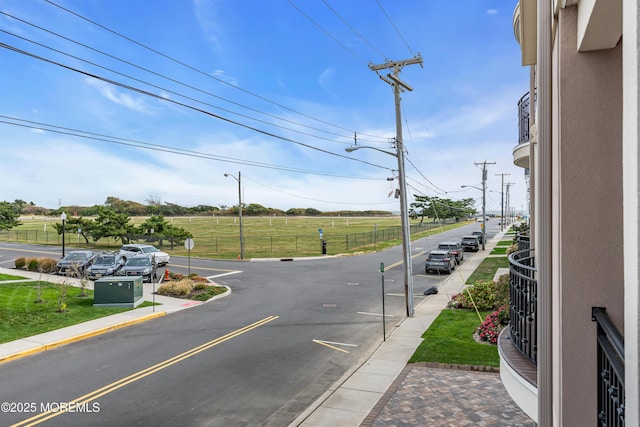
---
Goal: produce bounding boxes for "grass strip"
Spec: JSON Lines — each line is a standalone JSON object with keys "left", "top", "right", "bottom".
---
{"left": 409, "top": 308, "right": 499, "bottom": 367}
{"left": 0, "top": 281, "right": 148, "bottom": 344}
{"left": 465, "top": 256, "right": 509, "bottom": 284}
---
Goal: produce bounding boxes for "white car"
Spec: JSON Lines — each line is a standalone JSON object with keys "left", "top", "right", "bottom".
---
{"left": 118, "top": 244, "right": 170, "bottom": 266}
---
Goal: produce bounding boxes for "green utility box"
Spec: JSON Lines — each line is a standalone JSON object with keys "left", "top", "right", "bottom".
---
{"left": 93, "top": 276, "right": 144, "bottom": 308}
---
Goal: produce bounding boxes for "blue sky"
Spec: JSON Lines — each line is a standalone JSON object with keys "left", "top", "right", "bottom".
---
{"left": 0, "top": 0, "right": 529, "bottom": 215}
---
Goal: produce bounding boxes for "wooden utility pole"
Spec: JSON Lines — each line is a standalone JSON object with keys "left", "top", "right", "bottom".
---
{"left": 475, "top": 161, "right": 495, "bottom": 250}
{"left": 496, "top": 173, "right": 511, "bottom": 231}
{"left": 369, "top": 55, "right": 422, "bottom": 317}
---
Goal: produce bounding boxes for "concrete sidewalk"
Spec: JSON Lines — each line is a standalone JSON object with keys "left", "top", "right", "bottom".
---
{"left": 0, "top": 268, "right": 220, "bottom": 364}
{"left": 291, "top": 229, "right": 519, "bottom": 426}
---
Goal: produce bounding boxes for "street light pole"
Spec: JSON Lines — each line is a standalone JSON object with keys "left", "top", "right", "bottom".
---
{"left": 345, "top": 141, "right": 414, "bottom": 317}
{"left": 495, "top": 173, "right": 510, "bottom": 232}
{"left": 224, "top": 172, "right": 244, "bottom": 260}
{"left": 60, "top": 212, "right": 67, "bottom": 257}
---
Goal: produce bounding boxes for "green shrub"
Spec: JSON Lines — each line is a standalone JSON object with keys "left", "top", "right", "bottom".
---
{"left": 193, "top": 283, "right": 209, "bottom": 291}
{"left": 14, "top": 257, "right": 26, "bottom": 269}
{"left": 27, "top": 258, "right": 40, "bottom": 271}
{"left": 38, "top": 258, "right": 58, "bottom": 274}
{"left": 448, "top": 280, "right": 496, "bottom": 311}
{"left": 495, "top": 274, "right": 510, "bottom": 308}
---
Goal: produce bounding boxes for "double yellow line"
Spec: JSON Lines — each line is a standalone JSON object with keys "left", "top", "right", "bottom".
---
{"left": 12, "top": 315, "right": 279, "bottom": 427}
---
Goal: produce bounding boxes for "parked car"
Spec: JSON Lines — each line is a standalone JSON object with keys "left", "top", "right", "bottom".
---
{"left": 461, "top": 235, "right": 480, "bottom": 252}
{"left": 118, "top": 244, "right": 170, "bottom": 266}
{"left": 87, "top": 252, "right": 126, "bottom": 280}
{"left": 56, "top": 250, "right": 97, "bottom": 277}
{"left": 425, "top": 250, "right": 456, "bottom": 274}
{"left": 472, "top": 231, "right": 486, "bottom": 244}
{"left": 437, "top": 242, "right": 464, "bottom": 264}
{"left": 116, "top": 254, "right": 158, "bottom": 283}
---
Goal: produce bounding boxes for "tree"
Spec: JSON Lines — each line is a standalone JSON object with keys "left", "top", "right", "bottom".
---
{"left": 52, "top": 216, "right": 95, "bottom": 244}
{"left": 0, "top": 201, "right": 21, "bottom": 230}
{"left": 90, "top": 206, "right": 135, "bottom": 244}
{"left": 409, "top": 196, "right": 476, "bottom": 222}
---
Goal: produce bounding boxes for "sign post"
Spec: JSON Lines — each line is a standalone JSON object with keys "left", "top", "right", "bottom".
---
{"left": 184, "top": 238, "right": 195, "bottom": 276}
{"left": 380, "top": 262, "right": 386, "bottom": 341}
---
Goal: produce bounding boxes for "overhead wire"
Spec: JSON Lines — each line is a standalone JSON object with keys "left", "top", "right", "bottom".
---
{"left": 287, "top": 0, "right": 368, "bottom": 65}
{"left": 0, "top": 12, "right": 373, "bottom": 145}
{"left": 43, "top": 0, "right": 388, "bottom": 143}
{"left": 242, "top": 174, "right": 397, "bottom": 206}
{"left": 0, "top": 115, "right": 388, "bottom": 180}
{"left": 319, "top": 0, "right": 389, "bottom": 60}
{"left": 375, "top": 0, "right": 415, "bottom": 56}
{"left": 0, "top": 42, "right": 393, "bottom": 172}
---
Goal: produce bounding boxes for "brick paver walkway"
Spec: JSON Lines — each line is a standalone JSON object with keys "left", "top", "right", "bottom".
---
{"left": 362, "top": 365, "right": 535, "bottom": 427}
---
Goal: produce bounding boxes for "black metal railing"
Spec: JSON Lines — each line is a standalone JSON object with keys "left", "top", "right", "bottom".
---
{"left": 517, "top": 234, "right": 530, "bottom": 251}
{"left": 508, "top": 248, "right": 537, "bottom": 364}
{"left": 592, "top": 307, "right": 625, "bottom": 427}
{"left": 518, "top": 92, "right": 530, "bottom": 145}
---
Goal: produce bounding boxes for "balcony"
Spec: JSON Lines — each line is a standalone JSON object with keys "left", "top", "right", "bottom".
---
{"left": 499, "top": 238, "right": 538, "bottom": 421}
{"left": 513, "top": 92, "right": 531, "bottom": 169}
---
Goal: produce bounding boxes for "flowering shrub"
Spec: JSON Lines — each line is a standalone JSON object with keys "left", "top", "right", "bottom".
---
{"left": 447, "top": 280, "right": 496, "bottom": 310}
{"left": 475, "top": 305, "right": 510, "bottom": 344}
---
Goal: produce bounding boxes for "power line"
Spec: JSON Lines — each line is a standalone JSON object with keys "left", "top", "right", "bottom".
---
{"left": 0, "top": 12, "right": 383, "bottom": 145}
{"left": 43, "top": 0, "right": 388, "bottom": 142}
{"left": 0, "top": 115, "right": 389, "bottom": 180}
{"left": 375, "top": 0, "right": 415, "bottom": 56}
{"left": 320, "top": 0, "right": 389, "bottom": 60}
{"left": 0, "top": 42, "right": 393, "bottom": 171}
{"left": 287, "top": 0, "right": 368, "bottom": 65}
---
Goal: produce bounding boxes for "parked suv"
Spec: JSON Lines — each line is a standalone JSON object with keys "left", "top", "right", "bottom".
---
{"left": 87, "top": 252, "right": 125, "bottom": 280}
{"left": 472, "top": 231, "right": 486, "bottom": 244}
{"left": 56, "top": 250, "right": 96, "bottom": 277}
{"left": 119, "top": 244, "right": 170, "bottom": 266}
{"left": 116, "top": 254, "right": 158, "bottom": 283}
{"left": 461, "top": 235, "right": 480, "bottom": 252}
{"left": 425, "top": 250, "right": 456, "bottom": 274}
{"left": 437, "top": 242, "right": 464, "bottom": 264}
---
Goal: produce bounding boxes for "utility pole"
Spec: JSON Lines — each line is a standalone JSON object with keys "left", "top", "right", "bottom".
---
{"left": 495, "top": 173, "right": 510, "bottom": 231}
{"left": 475, "top": 161, "right": 495, "bottom": 250}
{"left": 369, "top": 54, "right": 422, "bottom": 317}
{"left": 505, "top": 182, "right": 516, "bottom": 226}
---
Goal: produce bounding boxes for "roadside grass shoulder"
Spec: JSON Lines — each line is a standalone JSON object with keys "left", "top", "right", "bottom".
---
{"left": 0, "top": 281, "right": 153, "bottom": 344}
{"left": 465, "top": 256, "right": 509, "bottom": 284}
{"left": 408, "top": 309, "right": 498, "bottom": 367}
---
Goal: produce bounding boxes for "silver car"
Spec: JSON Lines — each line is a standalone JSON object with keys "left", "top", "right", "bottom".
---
{"left": 425, "top": 250, "right": 456, "bottom": 274}
{"left": 87, "top": 252, "right": 125, "bottom": 280}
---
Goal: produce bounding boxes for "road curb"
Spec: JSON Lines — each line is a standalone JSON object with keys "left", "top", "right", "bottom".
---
{"left": 0, "top": 311, "right": 167, "bottom": 365}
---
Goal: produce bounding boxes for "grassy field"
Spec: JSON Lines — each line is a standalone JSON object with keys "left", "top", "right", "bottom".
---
{"left": 3, "top": 216, "right": 473, "bottom": 259}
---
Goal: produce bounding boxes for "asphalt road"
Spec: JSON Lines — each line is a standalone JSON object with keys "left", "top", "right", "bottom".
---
{"left": 0, "top": 221, "right": 500, "bottom": 426}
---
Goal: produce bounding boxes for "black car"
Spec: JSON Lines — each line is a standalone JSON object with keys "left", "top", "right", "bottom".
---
{"left": 116, "top": 254, "right": 158, "bottom": 283}
{"left": 461, "top": 235, "right": 480, "bottom": 252}
{"left": 87, "top": 252, "right": 126, "bottom": 280}
{"left": 56, "top": 250, "right": 97, "bottom": 277}
{"left": 437, "top": 242, "right": 464, "bottom": 264}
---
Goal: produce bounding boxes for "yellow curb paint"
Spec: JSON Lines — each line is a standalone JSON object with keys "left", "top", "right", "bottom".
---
{"left": 0, "top": 312, "right": 167, "bottom": 364}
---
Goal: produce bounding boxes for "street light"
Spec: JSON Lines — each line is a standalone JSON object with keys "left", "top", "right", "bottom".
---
{"left": 346, "top": 144, "right": 415, "bottom": 317}
{"left": 60, "top": 212, "right": 67, "bottom": 257}
{"left": 224, "top": 172, "right": 244, "bottom": 260}
{"left": 461, "top": 184, "right": 487, "bottom": 250}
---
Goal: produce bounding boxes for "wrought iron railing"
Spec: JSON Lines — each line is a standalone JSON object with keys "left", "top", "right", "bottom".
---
{"left": 508, "top": 248, "right": 537, "bottom": 364}
{"left": 517, "top": 234, "right": 530, "bottom": 251}
{"left": 518, "top": 92, "right": 530, "bottom": 145}
{"left": 592, "top": 307, "right": 625, "bottom": 426}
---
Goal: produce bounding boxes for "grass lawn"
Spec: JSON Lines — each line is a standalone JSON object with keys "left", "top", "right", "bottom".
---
{"left": 490, "top": 247, "right": 508, "bottom": 255}
{"left": 465, "top": 256, "right": 509, "bottom": 284}
{"left": 409, "top": 308, "right": 499, "bottom": 367}
{"left": 0, "top": 280, "right": 151, "bottom": 344}
{"left": 0, "top": 273, "right": 27, "bottom": 281}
